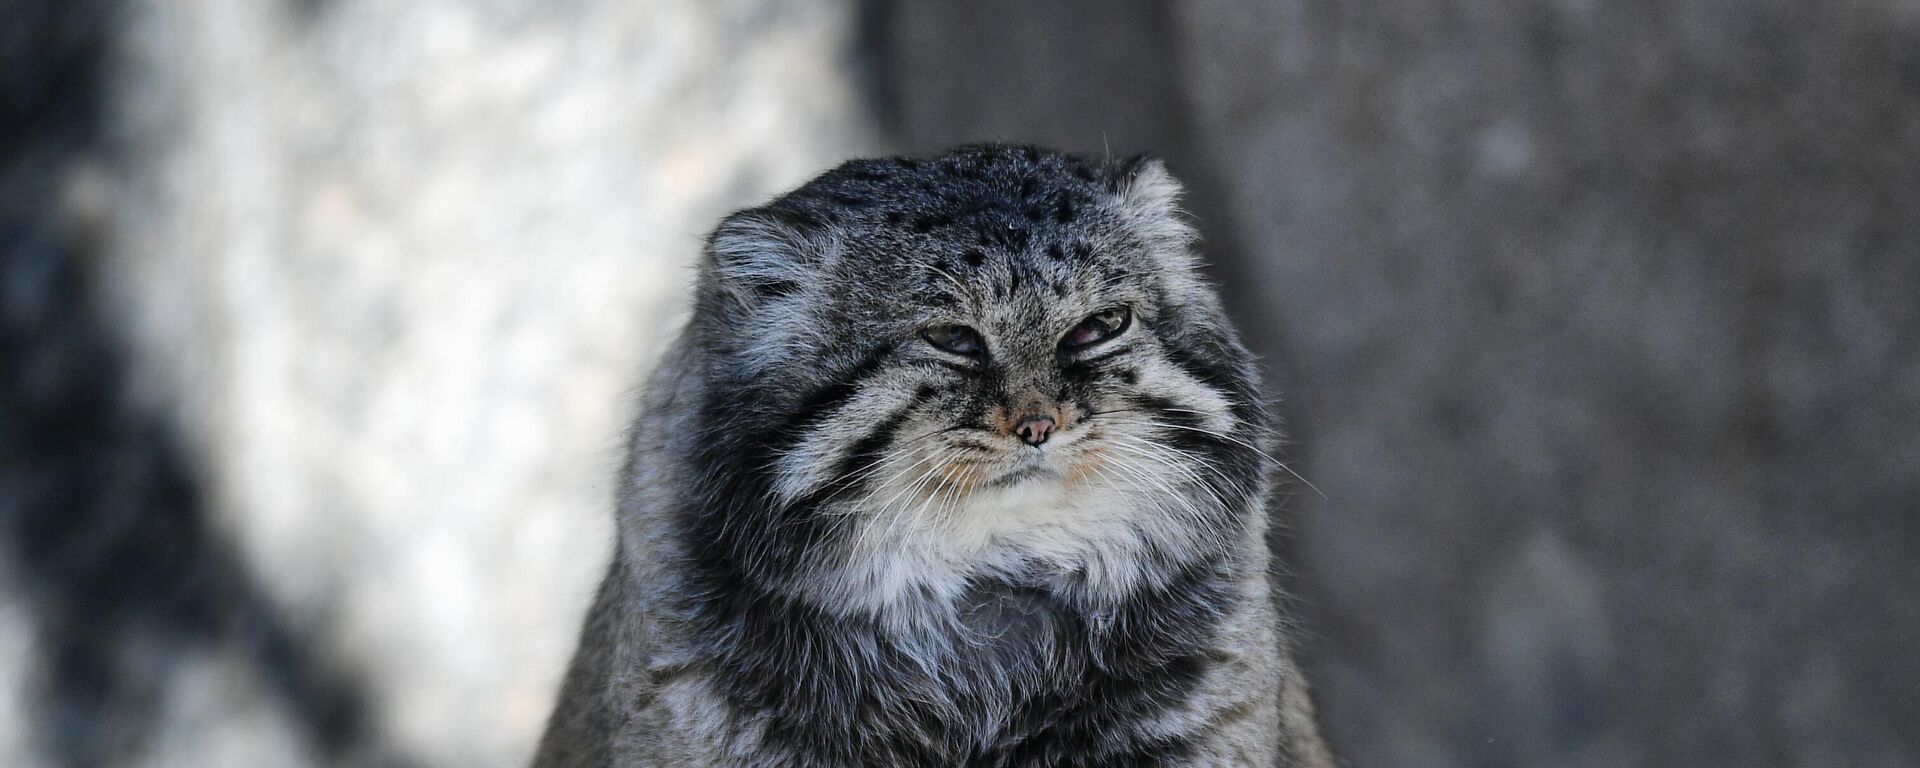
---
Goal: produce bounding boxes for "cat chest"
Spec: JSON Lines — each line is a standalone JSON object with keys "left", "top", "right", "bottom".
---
{"left": 695, "top": 583, "right": 1212, "bottom": 764}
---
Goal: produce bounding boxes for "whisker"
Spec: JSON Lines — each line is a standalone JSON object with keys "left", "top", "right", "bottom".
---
{"left": 1142, "top": 420, "right": 1327, "bottom": 500}
{"left": 1100, "top": 434, "right": 1220, "bottom": 495}
{"left": 1102, "top": 437, "right": 1231, "bottom": 503}
{"left": 798, "top": 423, "right": 983, "bottom": 510}
{"left": 810, "top": 448, "right": 943, "bottom": 520}
{"left": 859, "top": 455, "right": 948, "bottom": 547}
{"left": 1084, "top": 406, "right": 1324, "bottom": 498}
{"left": 1095, "top": 451, "right": 1211, "bottom": 530}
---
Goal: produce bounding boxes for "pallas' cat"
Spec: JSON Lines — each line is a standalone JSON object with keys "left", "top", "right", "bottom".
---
{"left": 534, "top": 144, "right": 1334, "bottom": 767}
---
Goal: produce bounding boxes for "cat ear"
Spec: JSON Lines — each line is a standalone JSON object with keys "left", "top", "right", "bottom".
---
{"left": 698, "top": 208, "right": 835, "bottom": 372}
{"left": 702, "top": 207, "right": 827, "bottom": 307}
{"left": 1109, "top": 156, "right": 1199, "bottom": 256}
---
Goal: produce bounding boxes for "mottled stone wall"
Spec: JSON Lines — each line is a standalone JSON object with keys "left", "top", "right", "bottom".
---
{"left": 870, "top": 1, "right": 1920, "bottom": 766}
{"left": 3, "top": 1, "right": 872, "bottom": 765}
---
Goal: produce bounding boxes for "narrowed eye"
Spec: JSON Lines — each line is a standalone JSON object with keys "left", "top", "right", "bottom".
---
{"left": 1060, "top": 307, "right": 1132, "bottom": 350}
{"left": 922, "top": 323, "right": 984, "bottom": 356}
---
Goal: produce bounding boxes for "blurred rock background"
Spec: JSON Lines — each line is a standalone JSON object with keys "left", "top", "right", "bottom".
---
{"left": 2, "top": 1, "right": 1915, "bottom": 767}
{"left": 3, "top": 0, "right": 872, "bottom": 765}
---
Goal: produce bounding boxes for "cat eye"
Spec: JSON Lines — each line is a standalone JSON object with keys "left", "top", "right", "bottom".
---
{"left": 1060, "top": 307, "right": 1131, "bottom": 350}
{"left": 922, "top": 323, "right": 984, "bottom": 356}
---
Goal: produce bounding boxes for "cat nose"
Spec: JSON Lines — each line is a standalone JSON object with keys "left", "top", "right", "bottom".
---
{"left": 1014, "top": 415, "right": 1055, "bottom": 446}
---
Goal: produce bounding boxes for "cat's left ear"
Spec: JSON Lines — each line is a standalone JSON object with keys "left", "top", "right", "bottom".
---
{"left": 696, "top": 207, "right": 835, "bottom": 373}
{"left": 702, "top": 207, "right": 828, "bottom": 311}
{"left": 1108, "top": 156, "right": 1198, "bottom": 255}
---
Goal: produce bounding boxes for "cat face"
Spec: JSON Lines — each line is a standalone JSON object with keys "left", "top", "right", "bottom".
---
{"left": 688, "top": 145, "right": 1271, "bottom": 603}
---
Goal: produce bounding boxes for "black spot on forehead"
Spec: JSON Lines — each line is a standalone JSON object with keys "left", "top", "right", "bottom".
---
{"left": 1017, "top": 176, "right": 1039, "bottom": 200}
{"left": 912, "top": 213, "right": 954, "bottom": 234}
{"left": 747, "top": 145, "right": 1153, "bottom": 306}
{"left": 1053, "top": 196, "right": 1077, "bottom": 224}
{"left": 979, "top": 223, "right": 1032, "bottom": 253}
{"left": 772, "top": 145, "right": 1127, "bottom": 239}
{"left": 940, "top": 155, "right": 990, "bottom": 181}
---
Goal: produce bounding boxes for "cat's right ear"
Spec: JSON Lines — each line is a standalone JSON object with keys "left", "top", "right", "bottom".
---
{"left": 700, "top": 207, "right": 826, "bottom": 311}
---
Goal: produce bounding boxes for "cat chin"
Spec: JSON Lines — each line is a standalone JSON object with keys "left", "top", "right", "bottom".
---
{"left": 807, "top": 435, "right": 1212, "bottom": 616}
{"left": 952, "top": 469, "right": 1074, "bottom": 522}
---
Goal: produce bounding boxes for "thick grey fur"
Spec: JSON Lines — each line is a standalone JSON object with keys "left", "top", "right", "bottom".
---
{"left": 534, "top": 145, "right": 1333, "bottom": 767}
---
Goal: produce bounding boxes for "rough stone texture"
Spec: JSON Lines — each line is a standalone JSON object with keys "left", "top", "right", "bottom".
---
{"left": 2, "top": 0, "right": 871, "bottom": 765}
{"left": 871, "top": 1, "right": 1920, "bottom": 767}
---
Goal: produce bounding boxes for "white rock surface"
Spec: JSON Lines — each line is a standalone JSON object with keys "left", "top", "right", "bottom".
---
{"left": 35, "top": 1, "right": 874, "bottom": 765}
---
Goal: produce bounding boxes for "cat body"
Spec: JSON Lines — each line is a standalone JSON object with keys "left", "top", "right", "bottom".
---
{"left": 534, "top": 145, "right": 1333, "bottom": 767}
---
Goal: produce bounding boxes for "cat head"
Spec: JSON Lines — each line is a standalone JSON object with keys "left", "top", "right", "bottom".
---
{"left": 682, "top": 144, "right": 1273, "bottom": 604}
